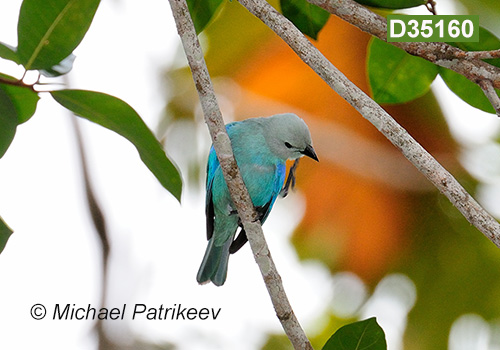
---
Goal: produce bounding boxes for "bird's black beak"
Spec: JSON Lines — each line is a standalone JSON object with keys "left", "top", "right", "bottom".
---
{"left": 301, "top": 144, "right": 319, "bottom": 162}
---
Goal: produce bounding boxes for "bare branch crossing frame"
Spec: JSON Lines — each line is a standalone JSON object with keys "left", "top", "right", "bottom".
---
{"left": 168, "top": 0, "right": 313, "bottom": 349}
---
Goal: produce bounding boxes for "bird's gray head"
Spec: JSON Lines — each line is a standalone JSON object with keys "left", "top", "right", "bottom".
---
{"left": 262, "top": 113, "right": 318, "bottom": 162}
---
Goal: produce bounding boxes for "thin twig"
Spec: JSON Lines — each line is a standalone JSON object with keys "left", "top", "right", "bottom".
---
{"left": 237, "top": 0, "right": 500, "bottom": 248}
{"left": 71, "top": 119, "right": 114, "bottom": 348}
{"left": 69, "top": 114, "right": 114, "bottom": 350}
{"left": 425, "top": 0, "right": 437, "bottom": 15}
{"left": 458, "top": 49, "right": 500, "bottom": 60}
{"left": 67, "top": 68, "right": 112, "bottom": 348}
{"left": 167, "top": 0, "right": 313, "bottom": 349}
{"left": 479, "top": 80, "right": 500, "bottom": 117}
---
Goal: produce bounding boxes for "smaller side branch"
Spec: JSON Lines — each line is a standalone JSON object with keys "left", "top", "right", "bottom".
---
{"left": 458, "top": 49, "right": 500, "bottom": 60}
{"left": 168, "top": 0, "right": 313, "bottom": 349}
{"left": 69, "top": 111, "right": 113, "bottom": 350}
{"left": 425, "top": 0, "right": 437, "bottom": 15}
{"left": 479, "top": 80, "right": 500, "bottom": 117}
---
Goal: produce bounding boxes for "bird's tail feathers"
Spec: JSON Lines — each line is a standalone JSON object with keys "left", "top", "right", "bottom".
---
{"left": 196, "top": 237, "right": 232, "bottom": 286}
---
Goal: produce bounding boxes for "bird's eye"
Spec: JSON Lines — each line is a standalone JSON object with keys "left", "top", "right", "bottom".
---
{"left": 284, "top": 142, "right": 293, "bottom": 149}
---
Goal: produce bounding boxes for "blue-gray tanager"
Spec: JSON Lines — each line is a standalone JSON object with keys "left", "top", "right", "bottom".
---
{"left": 197, "top": 113, "right": 318, "bottom": 286}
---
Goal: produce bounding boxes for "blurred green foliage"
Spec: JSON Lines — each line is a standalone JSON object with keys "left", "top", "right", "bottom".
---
{"left": 401, "top": 190, "right": 500, "bottom": 349}
{"left": 186, "top": 0, "right": 224, "bottom": 34}
{"left": 367, "top": 38, "right": 438, "bottom": 104}
{"left": 280, "top": 0, "right": 330, "bottom": 39}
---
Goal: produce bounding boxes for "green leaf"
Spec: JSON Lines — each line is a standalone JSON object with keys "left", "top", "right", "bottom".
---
{"left": 0, "top": 42, "right": 20, "bottom": 64}
{"left": 17, "top": 0, "right": 100, "bottom": 71}
{"left": 0, "top": 74, "right": 40, "bottom": 124}
{"left": 322, "top": 318, "right": 387, "bottom": 350}
{"left": 367, "top": 38, "right": 438, "bottom": 104}
{"left": 438, "top": 25, "right": 500, "bottom": 114}
{"left": 281, "top": 0, "right": 330, "bottom": 40}
{"left": 51, "top": 90, "right": 183, "bottom": 201}
{"left": 354, "top": 0, "right": 425, "bottom": 9}
{"left": 439, "top": 67, "right": 497, "bottom": 114}
{"left": 0, "top": 74, "right": 39, "bottom": 158}
{"left": 438, "top": 26, "right": 500, "bottom": 114}
{"left": 0, "top": 216, "right": 13, "bottom": 255}
{"left": 0, "top": 86, "right": 19, "bottom": 158}
{"left": 186, "top": 0, "right": 224, "bottom": 34}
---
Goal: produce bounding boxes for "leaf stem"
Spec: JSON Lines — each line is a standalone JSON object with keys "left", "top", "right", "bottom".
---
{"left": 0, "top": 75, "right": 36, "bottom": 92}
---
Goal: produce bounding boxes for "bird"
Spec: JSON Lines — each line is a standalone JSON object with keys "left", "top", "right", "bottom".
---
{"left": 196, "top": 113, "right": 318, "bottom": 286}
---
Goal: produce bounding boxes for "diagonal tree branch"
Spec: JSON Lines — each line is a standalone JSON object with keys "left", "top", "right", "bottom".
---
{"left": 237, "top": 0, "right": 500, "bottom": 248}
{"left": 167, "top": 0, "right": 313, "bottom": 349}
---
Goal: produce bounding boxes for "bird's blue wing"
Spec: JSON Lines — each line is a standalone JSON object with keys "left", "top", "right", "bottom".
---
{"left": 205, "top": 122, "right": 239, "bottom": 240}
{"left": 229, "top": 161, "right": 286, "bottom": 254}
{"left": 205, "top": 145, "right": 219, "bottom": 240}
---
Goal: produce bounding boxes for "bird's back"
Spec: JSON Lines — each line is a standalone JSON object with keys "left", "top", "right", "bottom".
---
{"left": 226, "top": 119, "right": 284, "bottom": 209}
